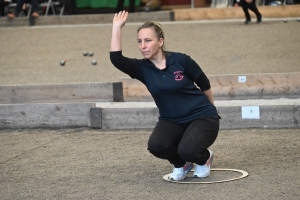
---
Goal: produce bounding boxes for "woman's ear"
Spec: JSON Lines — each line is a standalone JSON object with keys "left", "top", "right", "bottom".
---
{"left": 159, "top": 38, "right": 164, "bottom": 47}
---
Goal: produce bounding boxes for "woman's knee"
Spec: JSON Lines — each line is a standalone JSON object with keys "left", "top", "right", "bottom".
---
{"left": 147, "top": 137, "right": 166, "bottom": 155}
{"left": 177, "top": 147, "right": 201, "bottom": 162}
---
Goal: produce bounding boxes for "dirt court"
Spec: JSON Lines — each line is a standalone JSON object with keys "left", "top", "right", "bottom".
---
{"left": 0, "top": 128, "right": 299, "bottom": 199}
{"left": 0, "top": 16, "right": 300, "bottom": 199}
{"left": 0, "top": 19, "right": 299, "bottom": 85}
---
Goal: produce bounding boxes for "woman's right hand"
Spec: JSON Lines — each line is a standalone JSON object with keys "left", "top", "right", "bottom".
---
{"left": 110, "top": 11, "right": 128, "bottom": 51}
{"left": 113, "top": 10, "right": 128, "bottom": 29}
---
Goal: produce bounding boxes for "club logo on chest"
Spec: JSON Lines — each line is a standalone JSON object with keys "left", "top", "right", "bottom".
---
{"left": 174, "top": 71, "right": 184, "bottom": 81}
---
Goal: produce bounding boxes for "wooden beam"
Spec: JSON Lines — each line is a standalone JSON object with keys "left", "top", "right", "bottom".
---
{"left": 100, "top": 107, "right": 159, "bottom": 130}
{"left": 94, "top": 100, "right": 300, "bottom": 130}
{"left": 120, "top": 78, "right": 154, "bottom": 102}
{"left": 0, "top": 103, "right": 94, "bottom": 129}
{"left": 172, "top": 5, "right": 300, "bottom": 21}
{"left": 0, "top": 82, "right": 123, "bottom": 104}
{"left": 209, "top": 73, "right": 300, "bottom": 100}
{"left": 120, "top": 73, "right": 300, "bottom": 101}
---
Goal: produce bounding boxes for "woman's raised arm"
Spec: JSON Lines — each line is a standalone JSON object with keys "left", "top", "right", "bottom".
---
{"left": 110, "top": 11, "right": 128, "bottom": 52}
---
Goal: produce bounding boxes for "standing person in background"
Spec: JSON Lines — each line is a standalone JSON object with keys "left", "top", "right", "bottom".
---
{"left": 110, "top": 11, "right": 220, "bottom": 181}
{"left": 7, "top": 0, "right": 40, "bottom": 18}
{"left": 0, "top": 0, "right": 11, "bottom": 17}
{"left": 63, "top": 0, "right": 77, "bottom": 15}
{"left": 117, "top": 0, "right": 135, "bottom": 13}
{"left": 238, "top": 0, "right": 262, "bottom": 24}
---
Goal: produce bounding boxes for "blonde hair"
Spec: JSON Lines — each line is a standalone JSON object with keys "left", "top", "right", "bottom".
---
{"left": 137, "top": 21, "right": 166, "bottom": 52}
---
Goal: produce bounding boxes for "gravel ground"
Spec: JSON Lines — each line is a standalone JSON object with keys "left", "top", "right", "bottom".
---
{"left": 0, "top": 128, "right": 299, "bottom": 200}
{"left": 0, "top": 18, "right": 299, "bottom": 85}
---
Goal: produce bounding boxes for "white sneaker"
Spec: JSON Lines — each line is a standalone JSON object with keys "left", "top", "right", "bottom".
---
{"left": 168, "top": 162, "right": 194, "bottom": 181}
{"left": 193, "top": 149, "right": 214, "bottom": 178}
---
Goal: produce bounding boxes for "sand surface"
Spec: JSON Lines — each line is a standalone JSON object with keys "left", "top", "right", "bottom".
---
{"left": 0, "top": 19, "right": 299, "bottom": 85}
{"left": 0, "top": 128, "right": 299, "bottom": 199}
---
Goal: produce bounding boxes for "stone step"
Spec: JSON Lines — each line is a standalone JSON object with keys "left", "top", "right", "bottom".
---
{"left": 95, "top": 98, "right": 300, "bottom": 130}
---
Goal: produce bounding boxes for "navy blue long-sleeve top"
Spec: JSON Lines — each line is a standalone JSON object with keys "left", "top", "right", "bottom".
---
{"left": 110, "top": 51, "right": 218, "bottom": 124}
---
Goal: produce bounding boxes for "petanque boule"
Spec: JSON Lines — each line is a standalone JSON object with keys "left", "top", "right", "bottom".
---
{"left": 60, "top": 60, "right": 66, "bottom": 66}
{"left": 297, "top": 18, "right": 300, "bottom": 22}
{"left": 92, "top": 60, "right": 97, "bottom": 65}
{"left": 283, "top": 19, "right": 287, "bottom": 23}
{"left": 89, "top": 51, "right": 93, "bottom": 56}
{"left": 83, "top": 51, "right": 88, "bottom": 56}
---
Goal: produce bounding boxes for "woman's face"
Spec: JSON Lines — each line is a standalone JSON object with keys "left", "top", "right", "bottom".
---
{"left": 137, "top": 27, "right": 163, "bottom": 60}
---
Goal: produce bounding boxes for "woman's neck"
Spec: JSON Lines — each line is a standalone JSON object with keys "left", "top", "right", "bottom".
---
{"left": 150, "top": 51, "right": 166, "bottom": 70}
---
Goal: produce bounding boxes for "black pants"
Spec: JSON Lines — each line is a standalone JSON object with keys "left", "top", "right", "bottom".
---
{"left": 240, "top": 0, "right": 262, "bottom": 21}
{"left": 14, "top": 0, "right": 40, "bottom": 16}
{"left": 117, "top": 0, "right": 135, "bottom": 13}
{"left": 63, "top": 0, "right": 77, "bottom": 15}
{"left": 147, "top": 118, "right": 219, "bottom": 168}
{"left": 0, "top": 0, "right": 10, "bottom": 17}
